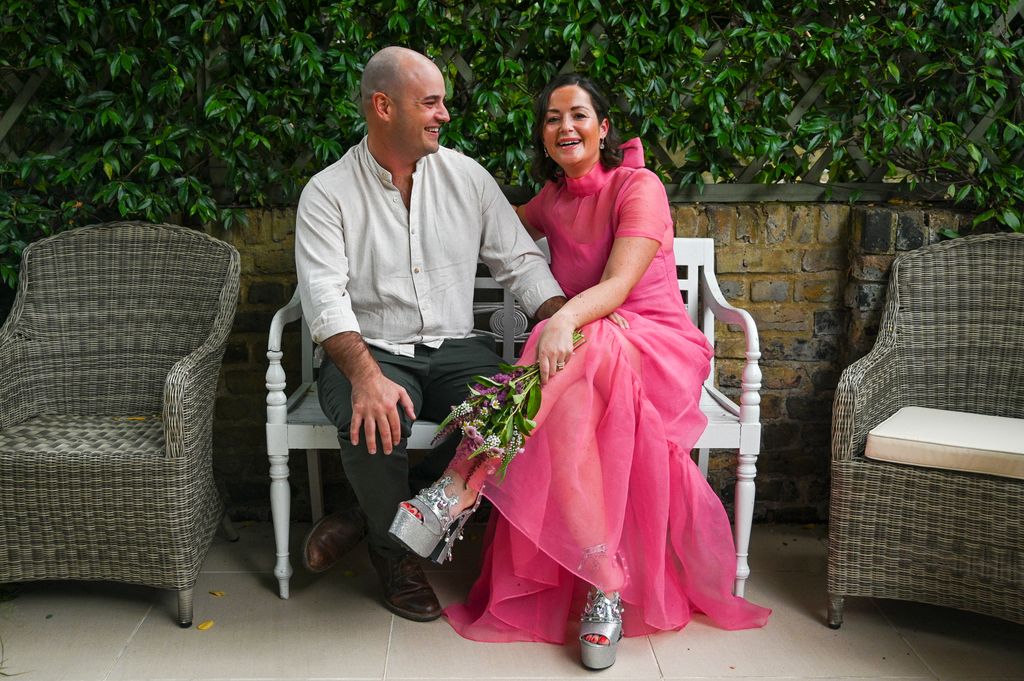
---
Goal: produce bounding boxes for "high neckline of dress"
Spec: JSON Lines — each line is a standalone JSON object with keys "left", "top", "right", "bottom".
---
{"left": 561, "top": 138, "right": 645, "bottom": 198}
{"left": 564, "top": 161, "right": 613, "bottom": 198}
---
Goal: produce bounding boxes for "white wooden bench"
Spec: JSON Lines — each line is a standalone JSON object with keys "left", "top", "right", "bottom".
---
{"left": 266, "top": 237, "right": 763, "bottom": 600}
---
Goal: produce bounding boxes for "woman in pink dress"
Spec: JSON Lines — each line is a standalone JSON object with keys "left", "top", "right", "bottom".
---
{"left": 389, "top": 73, "right": 770, "bottom": 669}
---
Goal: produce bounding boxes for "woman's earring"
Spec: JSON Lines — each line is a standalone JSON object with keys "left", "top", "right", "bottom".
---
{"left": 600, "top": 138, "right": 606, "bottom": 150}
{"left": 544, "top": 148, "right": 549, "bottom": 157}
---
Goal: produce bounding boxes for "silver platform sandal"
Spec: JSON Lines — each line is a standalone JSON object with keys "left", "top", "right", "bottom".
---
{"left": 579, "top": 587, "right": 623, "bottom": 670}
{"left": 388, "top": 476, "right": 481, "bottom": 564}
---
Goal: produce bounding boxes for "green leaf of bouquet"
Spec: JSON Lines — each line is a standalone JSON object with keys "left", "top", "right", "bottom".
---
{"left": 472, "top": 375, "right": 500, "bottom": 387}
{"left": 526, "top": 385, "right": 542, "bottom": 419}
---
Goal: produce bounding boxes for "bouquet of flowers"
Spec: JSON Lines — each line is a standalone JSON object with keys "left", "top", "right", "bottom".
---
{"left": 434, "top": 330, "right": 585, "bottom": 480}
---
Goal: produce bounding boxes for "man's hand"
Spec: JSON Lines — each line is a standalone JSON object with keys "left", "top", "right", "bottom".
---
{"left": 321, "top": 331, "right": 415, "bottom": 455}
{"left": 349, "top": 372, "right": 415, "bottom": 455}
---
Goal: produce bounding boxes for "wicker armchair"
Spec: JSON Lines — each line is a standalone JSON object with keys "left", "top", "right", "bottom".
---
{"left": 0, "top": 221, "right": 240, "bottom": 627}
{"left": 828, "top": 232, "right": 1024, "bottom": 627}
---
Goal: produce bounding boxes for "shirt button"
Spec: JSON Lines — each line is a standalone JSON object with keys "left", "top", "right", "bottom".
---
{"left": 414, "top": 267, "right": 421, "bottom": 274}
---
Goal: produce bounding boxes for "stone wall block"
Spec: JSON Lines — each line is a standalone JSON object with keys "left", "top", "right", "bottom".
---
{"left": 716, "top": 247, "right": 800, "bottom": 273}
{"left": 788, "top": 205, "right": 818, "bottom": 244}
{"left": 850, "top": 254, "right": 894, "bottom": 282}
{"left": 778, "top": 336, "right": 841, "bottom": 362}
{"left": 750, "top": 280, "right": 791, "bottom": 302}
{"left": 761, "top": 364, "right": 805, "bottom": 389}
{"left": 764, "top": 204, "right": 790, "bottom": 245}
{"left": 734, "top": 204, "right": 760, "bottom": 243}
{"left": 859, "top": 207, "right": 896, "bottom": 254}
{"left": 706, "top": 205, "right": 738, "bottom": 245}
{"left": 896, "top": 210, "right": 925, "bottom": 251}
{"left": 222, "top": 340, "right": 250, "bottom": 365}
{"left": 819, "top": 204, "right": 850, "bottom": 243}
{"left": 269, "top": 209, "right": 295, "bottom": 243}
{"left": 717, "top": 278, "right": 747, "bottom": 301}
{"left": 762, "top": 421, "right": 801, "bottom": 450}
{"left": 247, "top": 280, "right": 286, "bottom": 305}
{"left": 845, "top": 281, "right": 886, "bottom": 311}
{"left": 751, "top": 305, "right": 808, "bottom": 332}
{"left": 811, "top": 365, "right": 842, "bottom": 391}
{"left": 673, "top": 205, "right": 710, "bottom": 237}
{"left": 796, "top": 277, "right": 841, "bottom": 302}
{"left": 786, "top": 394, "right": 834, "bottom": 421}
{"left": 813, "top": 309, "right": 846, "bottom": 336}
{"left": 802, "top": 248, "right": 845, "bottom": 272}
{"left": 254, "top": 249, "right": 296, "bottom": 275}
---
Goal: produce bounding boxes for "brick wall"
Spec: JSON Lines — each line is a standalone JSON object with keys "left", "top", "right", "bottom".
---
{"left": 209, "top": 203, "right": 976, "bottom": 522}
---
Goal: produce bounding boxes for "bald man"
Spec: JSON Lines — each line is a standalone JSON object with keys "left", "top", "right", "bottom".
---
{"left": 294, "top": 46, "right": 565, "bottom": 621}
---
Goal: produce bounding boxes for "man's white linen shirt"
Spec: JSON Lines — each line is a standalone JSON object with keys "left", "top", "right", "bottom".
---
{"left": 295, "top": 137, "right": 563, "bottom": 357}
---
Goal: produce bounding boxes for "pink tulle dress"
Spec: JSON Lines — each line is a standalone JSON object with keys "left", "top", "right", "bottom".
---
{"left": 444, "top": 139, "right": 770, "bottom": 643}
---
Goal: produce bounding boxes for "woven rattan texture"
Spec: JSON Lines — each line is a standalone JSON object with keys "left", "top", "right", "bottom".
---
{"left": 0, "top": 222, "right": 239, "bottom": 594}
{"left": 828, "top": 232, "right": 1024, "bottom": 625}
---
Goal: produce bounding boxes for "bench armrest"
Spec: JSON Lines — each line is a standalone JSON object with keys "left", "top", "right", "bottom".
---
{"left": 268, "top": 290, "right": 304, "bottom": 354}
{"left": 700, "top": 268, "right": 761, "bottom": 426}
{"left": 266, "top": 290, "right": 304, "bottom": 426}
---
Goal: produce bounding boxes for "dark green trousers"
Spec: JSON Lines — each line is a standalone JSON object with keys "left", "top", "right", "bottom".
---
{"left": 317, "top": 335, "right": 501, "bottom": 558}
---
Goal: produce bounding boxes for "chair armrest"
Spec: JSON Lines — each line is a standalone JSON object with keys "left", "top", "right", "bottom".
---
{"left": 266, "top": 290, "right": 304, "bottom": 426}
{"left": 0, "top": 340, "right": 38, "bottom": 429}
{"left": 831, "top": 340, "right": 902, "bottom": 463}
{"left": 163, "top": 268, "right": 239, "bottom": 460}
{"left": 163, "top": 341, "right": 225, "bottom": 459}
{"left": 700, "top": 269, "right": 761, "bottom": 426}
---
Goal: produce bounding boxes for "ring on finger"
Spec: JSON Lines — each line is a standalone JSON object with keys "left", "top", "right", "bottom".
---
{"left": 556, "top": 360, "right": 566, "bottom": 370}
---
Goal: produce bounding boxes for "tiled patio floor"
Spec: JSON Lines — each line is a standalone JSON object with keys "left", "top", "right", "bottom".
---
{"left": 1, "top": 522, "right": 1021, "bottom": 681}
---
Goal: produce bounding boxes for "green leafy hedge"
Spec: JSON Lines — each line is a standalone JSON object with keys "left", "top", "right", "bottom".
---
{"left": 1, "top": 0, "right": 1022, "bottom": 287}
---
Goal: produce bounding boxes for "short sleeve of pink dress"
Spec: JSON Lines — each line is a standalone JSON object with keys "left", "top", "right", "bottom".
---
{"left": 445, "top": 139, "right": 770, "bottom": 644}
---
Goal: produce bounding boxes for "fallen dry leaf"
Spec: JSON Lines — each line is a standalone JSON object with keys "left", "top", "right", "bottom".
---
{"left": 196, "top": 620, "right": 215, "bottom": 631}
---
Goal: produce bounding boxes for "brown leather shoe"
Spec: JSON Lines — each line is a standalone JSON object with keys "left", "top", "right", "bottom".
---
{"left": 302, "top": 507, "right": 368, "bottom": 573}
{"left": 368, "top": 547, "right": 442, "bottom": 622}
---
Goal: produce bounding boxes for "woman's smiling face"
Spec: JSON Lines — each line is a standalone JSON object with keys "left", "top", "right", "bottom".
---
{"left": 541, "top": 85, "right": 609, "bottom": 179}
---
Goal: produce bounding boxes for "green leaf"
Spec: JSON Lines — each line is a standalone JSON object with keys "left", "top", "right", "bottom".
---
{"left": 526, "top": 385, "right": 541, "bottom": 420}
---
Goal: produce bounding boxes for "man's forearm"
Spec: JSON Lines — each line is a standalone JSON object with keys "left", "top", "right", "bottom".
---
{"left": 534, "top": 295, "right": 568, "bottom": 321}
{"left": 321, "top": 331, "right": 380, "bottom": 383}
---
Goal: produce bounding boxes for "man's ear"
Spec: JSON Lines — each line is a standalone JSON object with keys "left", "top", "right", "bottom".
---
{"left": 370, "top": 92, "right": 392, "bottom": 120}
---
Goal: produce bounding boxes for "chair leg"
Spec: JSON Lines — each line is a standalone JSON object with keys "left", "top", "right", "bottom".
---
{"left": 269, "top": 443, "right": 293, "bottom": 599}
{"left": 176, "top": 588, "right": 194, "bottom": 628}
{"left": 827, "top": 593, "right": 844, "bottom": 629}
{"left": 221, "top": 512, "right": 240, "bottom": 542}
{"left": 696, "top": 447, "right": 710, "bottom": 478}
{"left": 307, "top": 448, "right": 325, "bottom": 523}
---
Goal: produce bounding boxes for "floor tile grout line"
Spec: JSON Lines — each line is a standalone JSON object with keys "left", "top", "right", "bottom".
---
{"left": 870, "top": 597, "right": 941, "bottom": 681}
{"left": 101, "top": 599, "right": 154, "bottom": 681}
{"left": 647, "top": 633, "right": 666, "bottom": 679}
{"left": 382, "top": 613, "right": 394, "bottom": 681}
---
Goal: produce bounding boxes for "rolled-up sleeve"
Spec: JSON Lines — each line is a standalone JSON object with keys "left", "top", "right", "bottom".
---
{"left": 476, "top": 173, "right": 563, "bottom": 317}
{"left": 295, "top": 177, "right": 361, "bottom": 343}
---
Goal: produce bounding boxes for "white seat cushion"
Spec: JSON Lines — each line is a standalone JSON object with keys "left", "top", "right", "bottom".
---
{"left": 865, "top": 406, "right": 1024, "bottom": 480}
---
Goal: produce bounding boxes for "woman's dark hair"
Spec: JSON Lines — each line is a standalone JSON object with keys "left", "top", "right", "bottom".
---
{"left": 530, "top": 73, "right": 623, "bottom": 183}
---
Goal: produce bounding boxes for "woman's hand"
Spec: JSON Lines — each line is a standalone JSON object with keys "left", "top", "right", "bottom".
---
{"left": 537, "top": 316, "right": 576, "bottom": 385}
{"left": 607, "top": 311, "right": 629, "bottom": 329}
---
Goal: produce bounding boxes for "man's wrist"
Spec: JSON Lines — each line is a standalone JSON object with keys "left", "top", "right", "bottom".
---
{"left": 534, "top": 295, "right": 568, "bottom": 321}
